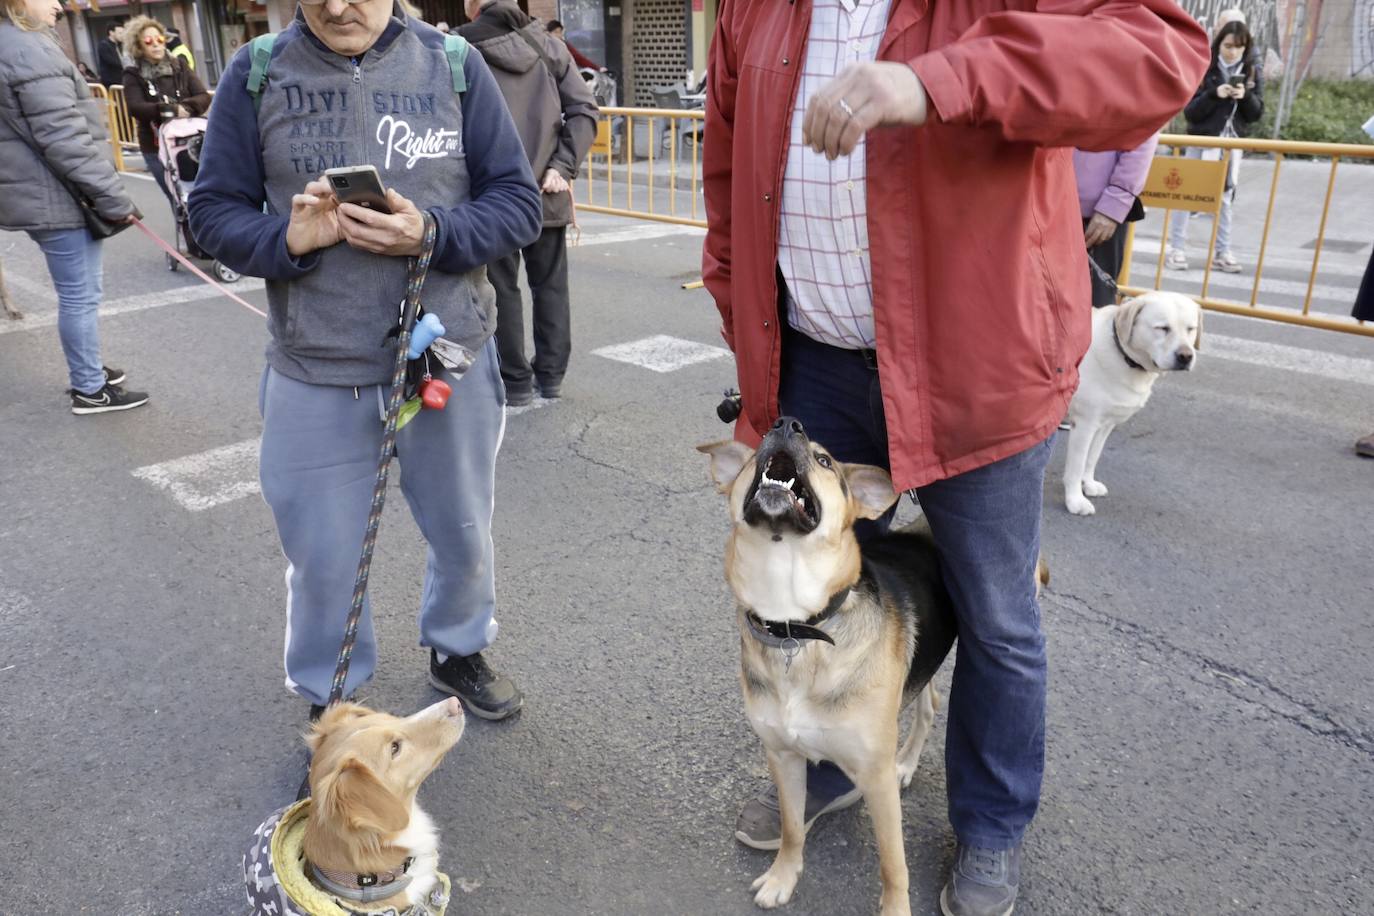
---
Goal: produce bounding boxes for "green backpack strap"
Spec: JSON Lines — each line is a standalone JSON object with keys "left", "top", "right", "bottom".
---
{"left": 246, "top": 32, "right": 278, "bottom": 112}
{"left": 443, "top": 33, "right": 469, "bottom": 95}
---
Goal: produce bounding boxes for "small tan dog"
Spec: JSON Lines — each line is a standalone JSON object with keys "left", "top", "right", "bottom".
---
{"left": 1063, "top": 290, "right": 1202, "bottom": 516}
{"left": 244, "top": 698, "right": 465, "bottom": 915}
{"left": 700, "top": 418, "right": 958, "bottom": 916}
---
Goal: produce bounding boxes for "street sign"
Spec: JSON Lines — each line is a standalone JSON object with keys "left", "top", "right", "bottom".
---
{"left": 1140, "top": 156, "right": 1229, "bottom": 213}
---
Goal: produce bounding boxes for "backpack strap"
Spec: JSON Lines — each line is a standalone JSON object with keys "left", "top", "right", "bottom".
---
{"left": 443, "top": 33, "right": 469, "bottom": 95}
{"left": 246, "top": 32, "right": 277, "bottom": 112}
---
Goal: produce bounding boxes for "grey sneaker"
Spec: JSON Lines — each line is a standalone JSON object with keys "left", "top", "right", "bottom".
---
{"left": 733, "top": 780, "right": 863, "bottom": 851}
{"left": 940, "top": 844, "right": 1020, "bottom": 916}
{"left": 1356, "top": 433, "right": 1374, "bottom": 458}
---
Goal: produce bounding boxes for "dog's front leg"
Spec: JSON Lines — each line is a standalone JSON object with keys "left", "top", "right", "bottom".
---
{"left": 1082, "top": 422, "right": 1114, "bottom": 497}
{"left": 855, "top": 761, "right": 911, "bottom": 916}
{"left": 752, "top": 748, "right": 807, "bottom": 908}
{"left": 1062, "top": 423, "right": 1096, "bottom": 516}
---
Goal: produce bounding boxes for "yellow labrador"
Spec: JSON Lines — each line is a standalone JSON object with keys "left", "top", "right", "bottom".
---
{"left": 1063, "top": 291, "right": 1202, "bottom": 516}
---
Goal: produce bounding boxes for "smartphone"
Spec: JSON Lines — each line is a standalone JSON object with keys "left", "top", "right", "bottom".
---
{"left": 1228, "top": 75, "right": 1245, "bottom": 88}
{"left": 324, "top": 165, "right": 392, "bottom": 214}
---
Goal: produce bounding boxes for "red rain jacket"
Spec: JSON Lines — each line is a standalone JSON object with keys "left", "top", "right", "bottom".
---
{"left": 703, "top": 0, "right": 1208, "bottom": 489}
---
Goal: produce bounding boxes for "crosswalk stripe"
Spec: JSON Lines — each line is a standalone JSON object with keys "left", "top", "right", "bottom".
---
{"left": 0, "top": 279, "right": 267, "bottom": 335}
{"left": 1208, "top": 334, "right": 1374, "bottom": 387}
{"left": 591, "top": 334, "right": 730, "bottom": 373}
{"left": 131, "top": 439, "right": 262, "bottom": 512}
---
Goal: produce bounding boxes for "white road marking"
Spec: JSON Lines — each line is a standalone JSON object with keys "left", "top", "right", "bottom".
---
{"left": 573, "top": 223, "right": 704, "bottom": 247}
{"left": 131, "top": 439, "right": 262, "bottom": 511}
{"left": 1209, "top": 333, "right": 1374, "bottom": 386}
{"left": 591, "top": 334, "right": 730, "bottom": 373}
{"left": 0, "top": 279, "right": 267, "bottom": 335}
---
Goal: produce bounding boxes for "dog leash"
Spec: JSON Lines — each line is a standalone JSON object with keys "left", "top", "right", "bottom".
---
{"left": 327, "top": 213, "right": 438, "bottom": 706}
{"left": 129, "top": 217, "right": 268, "bottom": 318}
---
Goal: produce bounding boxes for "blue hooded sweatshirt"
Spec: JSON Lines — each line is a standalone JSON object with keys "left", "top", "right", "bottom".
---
{"left": 188, "top": 3, "right": 541, "bottom": 387}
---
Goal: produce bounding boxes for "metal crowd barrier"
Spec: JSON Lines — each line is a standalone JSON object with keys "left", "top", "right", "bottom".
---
{"left": 1122, "top": 134, "right": 1373, "bottom": 338}
{"left": 580, "top": 105, "right": 706, "bottom": 228}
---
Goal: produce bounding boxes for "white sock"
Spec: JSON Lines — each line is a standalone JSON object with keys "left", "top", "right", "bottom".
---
{"left": 436, "top": 653, "right": 450, "bottom": 664}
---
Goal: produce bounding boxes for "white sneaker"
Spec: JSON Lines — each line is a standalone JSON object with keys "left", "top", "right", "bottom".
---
{"left": 1165, "top": 249, "right": 1188, "bottom": 271}
{"left": 1212, "top": 252, "right": 1242, "bottom": 273}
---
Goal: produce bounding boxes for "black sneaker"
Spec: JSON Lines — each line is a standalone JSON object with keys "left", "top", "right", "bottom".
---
{"left": 103, "top": 365, "right": 126, "bottom": 386}
{"left": 734, "top": 779, "right": 863, "bottom": 850}
{"left": 429, "top": 649, "right": 523, "bottom": 720}
{"left": 505, "top": 387, "right": 533, "bottom": 408}
{"left": 536, "top": 378, "right": 562, "bottom": 400}
{"left": 71, "top": 383, "right": 148, "bottom": 415}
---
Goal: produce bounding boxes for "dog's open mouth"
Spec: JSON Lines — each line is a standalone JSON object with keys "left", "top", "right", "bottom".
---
{"left": 744, "top": 450, "right": 820, "bottom": 533}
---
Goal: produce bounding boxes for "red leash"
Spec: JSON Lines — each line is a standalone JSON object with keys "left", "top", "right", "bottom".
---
{"left": 130, "top": 217, "right": 268, "bottom": 319}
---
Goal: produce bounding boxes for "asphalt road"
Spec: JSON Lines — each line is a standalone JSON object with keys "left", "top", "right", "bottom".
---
{"left": 1, "top": 174, "right": 1371, "bottom": 915}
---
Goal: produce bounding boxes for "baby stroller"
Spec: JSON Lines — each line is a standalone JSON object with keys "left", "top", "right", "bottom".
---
{"left": 157, "top": 118, "right": 240, "bottom": 283}
{"left": 581, "top": 67, "right": 624, "bottom": 157}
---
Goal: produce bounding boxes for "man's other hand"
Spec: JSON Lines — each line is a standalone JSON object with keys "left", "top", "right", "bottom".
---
{"left": 541, "top": 168, "right": 570, "bottom": 195}
{"left": 1083, "top": 213, "right": 1119, "bottom": 249}
{"left": 338, "top": 188, "right": 426, "bottom": 257}
{"left": 803, "top": 62, "right": 928, "bottom": 161}
{"left": 286, "top": 178, "right": 342, "bottom": 257}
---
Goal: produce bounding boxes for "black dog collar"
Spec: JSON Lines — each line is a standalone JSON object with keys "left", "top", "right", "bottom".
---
{"left": 743, "top": 587, "right": 851, "bottom": 649}
{"left": 1112, "top": 320, "right": 1148, "bottom": 372}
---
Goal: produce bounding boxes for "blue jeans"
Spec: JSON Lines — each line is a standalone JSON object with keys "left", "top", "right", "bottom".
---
{"left": 1167, "top": 146, "right": 1236, "bottom": 256}
{"left": 777, "top": 324, "right": 1051, "bottom": 850}
{"left": 28, "top": 227, "right": 105, "bottom": 394}
{"left": 142, "top": 152, "right": 175, "bottom": 210}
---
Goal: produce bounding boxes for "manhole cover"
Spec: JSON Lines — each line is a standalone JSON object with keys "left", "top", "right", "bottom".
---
{"left": 1301, "top": 238, "right": 1370, "bottom": 253}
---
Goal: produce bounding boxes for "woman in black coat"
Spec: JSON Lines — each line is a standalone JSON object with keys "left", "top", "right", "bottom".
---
{"left": 1165, "top": 20, "right": 1264, "bottom": 275}
{"left": 120, "top": 15, "right": 209, "bottom": 207}
{"left": 1355, "top": 247, "right": 1374, "bottom": 457}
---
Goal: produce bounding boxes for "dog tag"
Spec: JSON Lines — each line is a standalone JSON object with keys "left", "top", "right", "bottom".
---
{"left": 780, "top": 636, "right": 801, "bottom": 671}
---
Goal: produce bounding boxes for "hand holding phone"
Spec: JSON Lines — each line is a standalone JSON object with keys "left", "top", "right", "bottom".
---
{"left": 325, "top": 165, "right": 393, "bottom": 214}
{"left": 286, "top": 177, "right": 343, "bottom": 257}
{"left": 336, "top": 185, "right": 427, "bottom": 258}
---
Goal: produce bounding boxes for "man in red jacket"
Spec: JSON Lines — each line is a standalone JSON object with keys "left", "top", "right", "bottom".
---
{"left": 703, "top": 1, "right": 1207, "bottom": 913}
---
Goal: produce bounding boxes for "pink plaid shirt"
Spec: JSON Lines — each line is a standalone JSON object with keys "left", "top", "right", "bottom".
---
{"left": 777, "top": 0, "right": 892, "bottom": 351}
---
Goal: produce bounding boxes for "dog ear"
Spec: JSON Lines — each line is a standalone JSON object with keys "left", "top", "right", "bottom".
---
{"left": 322, "top": 756, "right": 411, "bottom": 837}
{"left": 305, "top": 702, "right": 370, "bottom": 755}
{"left": 843, "top": 463, "right": 899, "bottom": 520}
{"left": 1114, "top": 295, "right": 1146, "bottom": 350}
{"left": 1192, "top": 302, "right": 1203, "bottom": 350}
{"left": 696, "top": 440, "right": 754, "bottom": 492}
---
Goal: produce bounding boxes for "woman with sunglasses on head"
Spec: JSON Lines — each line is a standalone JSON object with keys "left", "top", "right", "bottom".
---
{"left": 120, "top": 15, "right": 209, "bottom": 207}
{"left": 0, "top": 0, "right": 149, "bottom": 414}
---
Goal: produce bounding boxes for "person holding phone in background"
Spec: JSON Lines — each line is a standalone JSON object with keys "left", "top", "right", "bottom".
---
{"left": 1166, "top": 16, "right": 1264, "bottom": 275}
{"left": 189, "top": 0, "right": 541, "bottom": 726}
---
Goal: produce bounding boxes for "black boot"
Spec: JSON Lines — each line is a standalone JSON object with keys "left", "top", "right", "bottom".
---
{"left": 428, "top": 649, "right": 523, "bottom": 720}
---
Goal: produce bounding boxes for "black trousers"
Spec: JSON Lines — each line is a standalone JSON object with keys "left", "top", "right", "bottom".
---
{"left": 488, "top": 225, "right": 570, "bottom": 395}
{"left": 1084, "top": 216, "right": 1129, "bottom": 308}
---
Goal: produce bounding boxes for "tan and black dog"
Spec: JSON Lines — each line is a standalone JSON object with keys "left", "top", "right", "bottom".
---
{"left": 700, "top": 417, "right": 959, "bottom": 916}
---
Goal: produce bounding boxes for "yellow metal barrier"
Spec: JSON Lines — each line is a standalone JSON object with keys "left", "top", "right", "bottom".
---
{"left": 84, "top": 83, "right": 124, "bottom": 171}
{"left": 580, "top": 106, "right": 706, "bottom": 229}
{"left": 1121, "top": 133, "right": 1374, "bottom": 338}
{"left": 106, "top": 85, "right": 141, "bottom": 158}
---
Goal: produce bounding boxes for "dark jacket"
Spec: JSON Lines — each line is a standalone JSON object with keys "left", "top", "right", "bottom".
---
{"left": 460, "top": 1, "right": 597, "bottom": 227}
{"left": 0, "top": 22, "right": 134, "bottom": 231}
{"left": 1183, "top": 56, "right": 1264, "bottom": 137}
{"left": 121, "top": 56, "right": 211, "bottom": 153}
{"left": 97, "top": 37, "right": 123, "bottom": 87}
{"left": 1355, "top": 247, "right": 1374, "bottom": 323}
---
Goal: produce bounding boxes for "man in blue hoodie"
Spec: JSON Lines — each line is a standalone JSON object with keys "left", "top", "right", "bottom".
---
{"left": 189, "top": 0, "right": 542, "bottom": 722}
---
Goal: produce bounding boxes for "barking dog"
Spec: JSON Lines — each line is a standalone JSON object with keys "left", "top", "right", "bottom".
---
{"left": 244, "top": 698, "right": 465, "bottom": 915}
{"left": 1062, "top": 291, "right": 1202, "bottom": 516}
{"left": 700, "top": 418, "right": 958, "bottom": 916}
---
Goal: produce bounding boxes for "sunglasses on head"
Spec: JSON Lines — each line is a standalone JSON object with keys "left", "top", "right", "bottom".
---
{"left": 142, "top": 34, "right": 167, "bottom": 45}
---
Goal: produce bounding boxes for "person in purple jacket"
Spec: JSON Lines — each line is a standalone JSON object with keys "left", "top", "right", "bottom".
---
{"left": 1073, "top": 132, "right": 1160, "bottom": 307}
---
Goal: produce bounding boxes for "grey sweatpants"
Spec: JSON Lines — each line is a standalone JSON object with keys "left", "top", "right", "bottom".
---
{"left": 258, "top": 338, "right": 506, "bottom": 705}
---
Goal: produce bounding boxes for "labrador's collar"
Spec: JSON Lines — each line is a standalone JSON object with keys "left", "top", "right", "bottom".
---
{"left": 1112, "top": 319, "right": 1148, "bottom": 372}
{"left": 310, "top": 858, "right": 414, "bottom": 905}
{"left": 743, "top": 587, "right": 851, "bottom": 648}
